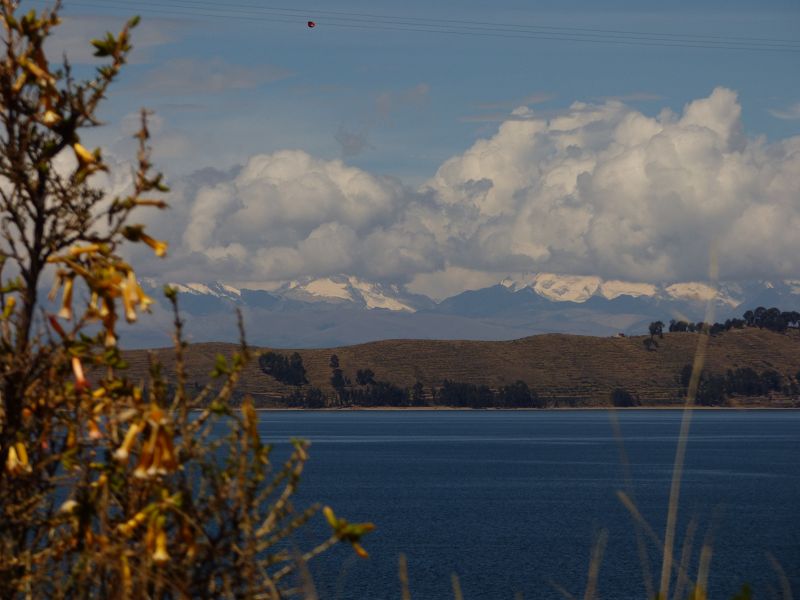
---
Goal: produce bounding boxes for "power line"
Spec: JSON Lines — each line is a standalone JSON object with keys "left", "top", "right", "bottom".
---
{"left": 25, "top": 0, "right": 800, "bottom": 53}
{"left": 68, "top": 0, "right": 800, "bottom": 47}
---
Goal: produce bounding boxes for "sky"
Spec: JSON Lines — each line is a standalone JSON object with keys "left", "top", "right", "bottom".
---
{"left": 32, "top": 0, "right": 800, "bottom": 299}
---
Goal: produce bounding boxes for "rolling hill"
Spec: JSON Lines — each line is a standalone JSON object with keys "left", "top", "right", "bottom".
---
{"left": 123, "top": 328, "right": 800, "bottom": 407}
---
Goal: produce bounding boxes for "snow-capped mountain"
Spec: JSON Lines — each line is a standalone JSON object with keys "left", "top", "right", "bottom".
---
{"left": 499, "top": 273, "right": 743, "bottom": 307}
{"left": 276, "top": 276, "right": 432, "bottom": 312}
{"left": 126, "top": 273, "right": 800, "bottom": 349}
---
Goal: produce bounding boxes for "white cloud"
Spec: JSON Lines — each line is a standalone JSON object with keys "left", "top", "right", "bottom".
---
{"left": 424, "top": 87, "right": 800, "bottom": 283}
{"left": 138, "top": 87, "right": 800, "bottom": 293}
{"left": 769, "top": 102, "right": 800, "bottom": 120}
{"left": 163, "top": 150, "right": 438, "bottom": 283}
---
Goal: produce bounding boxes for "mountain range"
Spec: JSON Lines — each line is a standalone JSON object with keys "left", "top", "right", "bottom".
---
{"left": 113, "top": 274, "right": 800, "bottom": 349}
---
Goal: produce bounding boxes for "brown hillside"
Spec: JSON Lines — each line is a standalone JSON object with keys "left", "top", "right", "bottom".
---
{"left": 122, "top": 328, "right": 800, "bottom": 406}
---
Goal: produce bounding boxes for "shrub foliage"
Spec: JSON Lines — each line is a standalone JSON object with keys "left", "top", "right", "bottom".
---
{"left": 0, "top": 3, "right": 370, "bottom": 597}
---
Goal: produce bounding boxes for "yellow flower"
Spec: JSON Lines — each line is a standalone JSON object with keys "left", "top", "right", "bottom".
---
{"left": 152, "top": 529, "right": 170, "bottom": 565}
{"left": 59, "top": 499, "right": 79, "bottom": 514}
{"left": 113, "top": 422, "right": 141, "bottom": 463}
{"left": 133, "top": 425, "right": 158, "bottom": 479}
{"left": 120, "top": 279, "right": 137, "bottom": 323}
{"left": 42, "top": 109, "right": 60, "bottom": 126}
{"left": 71, "top": 356, "right": 89, "bottom": 391}
{"left": 5, "top": 442, "right": 31, "bottom": 476}
{"left": 58, "top": 276, "right": 74, "bottom": 320}
{"left": 140, "top": 233, "right": 168, "bottom": 258}
{"left": 87, "top": 419, "right": 103, "bottom": 440}
{"left": 11, "top": 71, "right": 27, "bottom": 93}
{"left": 132, "top": 274, "right": 155, "bottom": 312}
{"left": 73, "top": 142, "right": 96, "bottom": 164}
{"left": 68, "top": 244, "right": 102, "bottom": 256}
{"left": 352, "top": 542, "right": 369, "bottom": 559}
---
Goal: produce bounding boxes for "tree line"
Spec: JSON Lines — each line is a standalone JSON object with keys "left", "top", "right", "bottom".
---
{"left": 650, "top": 306, "right": 800, "bottom": 338}
{"left": 678, "top": 364, "right": 794, "bottom": 406}
{"left": 259, "top": 352, "right": 545, "bottom": 408}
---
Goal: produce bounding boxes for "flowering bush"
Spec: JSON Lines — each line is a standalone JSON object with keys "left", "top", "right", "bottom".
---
{"left": 0, "top": 2, "right": 371, "bottom": 597}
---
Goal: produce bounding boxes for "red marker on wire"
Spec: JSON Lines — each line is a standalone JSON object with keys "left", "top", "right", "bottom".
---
{"left": 307, "top": 20, "right": 316, "bottom": 28}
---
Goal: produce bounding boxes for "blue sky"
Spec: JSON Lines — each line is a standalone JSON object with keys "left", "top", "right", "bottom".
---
{"left": 45, "top": 0, "right": 800, "bottom": 178}
{"left": 33, "top": 0, "right": 800, "bottom": 296}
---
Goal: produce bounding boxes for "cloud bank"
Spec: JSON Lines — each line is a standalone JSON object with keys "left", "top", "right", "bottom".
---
{"left": 144, "top": 87, "right": 800, "bottom": 294}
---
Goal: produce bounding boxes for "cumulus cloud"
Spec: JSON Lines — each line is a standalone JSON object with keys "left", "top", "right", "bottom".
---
{"left": 425, "top": 87, "right": 799, "bottom": 282}
{"left": 144, "top": 87, "right": 800, "bottom": 292}
{"left": 158, "top": 150, "right": 441, "bottom": 283}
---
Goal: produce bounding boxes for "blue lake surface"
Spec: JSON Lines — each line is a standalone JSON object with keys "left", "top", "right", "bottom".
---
{"left": 258, "top": 410, "right": 800, "bottom": 599}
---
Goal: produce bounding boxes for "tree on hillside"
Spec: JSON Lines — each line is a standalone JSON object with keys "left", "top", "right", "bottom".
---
{"left": 0, "top": 5, "right": 370, "bottom": 597}
{"left": 611, "top": 388, "right": 639, "bottom": 407}
{"left": 648, "top": 320, "right": 664, "bottom": 339}
{"left": 356, "top": 368, "right": 375, "bottom": 386}
{"left": 330, "top": 353, "right": 347, "bottom": 401}
{"left": 411, "top": 381, "right": 426, "bottom": 406}
{"left": 669, "top": 319, "right": 689, "bottom": 333}
{"left": 258, "top": 350, "right": 309, "bottom": 385}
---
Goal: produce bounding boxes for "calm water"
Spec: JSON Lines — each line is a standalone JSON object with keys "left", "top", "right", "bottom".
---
{"left": 257, "top": 410, "right": 800, "bottom": 599}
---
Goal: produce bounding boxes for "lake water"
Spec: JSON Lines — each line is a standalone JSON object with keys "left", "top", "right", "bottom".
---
{"left": 258, "top": 410, "right": 800, "bottom": 599}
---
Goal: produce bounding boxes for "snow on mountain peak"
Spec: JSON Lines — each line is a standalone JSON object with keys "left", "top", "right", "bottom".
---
{"left": 500, "top": 277, "right": 528, "bottom": 292}
{"left": 531, "top": 273, "right": 602, "bottom": 303}
{"left": 664, "top": 282, "right": 739, "bottom": 307}
{"left": 168, "top": 282, "right": 240, "bottom": 300}
{"left": 599, "top": 280, "right": 658, "bottom": 300}
{"left": 346, "top": 277, "right": 415, "bottom": 312}
{"left": 303, "top": 278, "right": 353, "bottom": 301}
{"left": 277, "top": 276, "right": 416, "bottom": 312}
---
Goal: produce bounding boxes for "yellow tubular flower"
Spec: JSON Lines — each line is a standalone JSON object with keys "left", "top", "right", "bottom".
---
{"left": 152, "top": 528, "right": 170, "bottom": 565}
{"left": 157, "top": 430, "right": 178, "bottom": 472}
{"left": 58, "top": 276, "right": 74, "bottom": 320}
{"left": 352, "top": 542, "right": 369, "bottom": 559}
{"left": 5, "top": 443, "right": 31, "bottom": 476}
{"left": 139, "top": 233, "right": 168, "bottom": 258}
{"left": 71, "top": 356, "right": 88, "bottom": 391}
{"left": 120, "top": 279, "right": 136, "bottom": 323}
{"left": 58, "top": 499, "right": 79, "bottom": 514}
{"left": 68, "top": 244, "right": 102, "bottom": 256}
{"left": 133, "top": 426, "right": 158, "bottom": 479}
{"left": 129, "top": 271, "right": 154, "bottom": 312}
{"left": 87, "top": 419, "right": 103, "bottom": 440}
{"left": 98, "top": 296, "right": 110, "bottom": 318}
{"left": 42, "top": 109, "right": 60, "bottom": 126}
{"left": 5, "top": 445, "right": 19, "bottom": 475}
{"left": 103, "top": 310, "right": 117, "bottom": 347}
{"left": 11, "top": 71, "right": 27, "bottom": 92}
{"left": 113, "top": 422, "right": 141, "bottom": 463}
{"left": 73, "top": 143, "right": 95, "bottom": 164}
